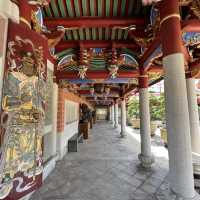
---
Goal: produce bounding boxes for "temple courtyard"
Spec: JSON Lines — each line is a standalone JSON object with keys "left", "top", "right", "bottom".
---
{"left": 32, "top": 122, "right": 169, "bottom": 200}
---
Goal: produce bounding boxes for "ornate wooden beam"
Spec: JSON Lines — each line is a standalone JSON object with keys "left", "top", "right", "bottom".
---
{"left": 182, "top": 19, "right": 200, "bottom": 32}
{"left": 56, "top": 70, "right": 139, "bottom": 80}
{"left": 140, "top": 37, "right": 161, "bottom": 69}
{"left": 44, "top": 17, "right": 146, "bottom": 29}
{"left": 140, "top": 20, "right": 200, "bottom": 70}
{"left": 148, "top": 65, "right": 163, "bottom": 73}
{"left": 55, "top": 40, "right": 139, "bottom": 52}
{"left": 149, "top": 76, "right": 163, "bottom": 87}
{"left": 122, "top": 65, "right": 163, "bottom": 97}
{"left": 190, "top": 59, "right": 200, "bottom": 70}
{"left": 78, "top": 88, "right": 120, "bottom": 95}
{"left": 86, "top": 98, "right": 113, "bottom": 102}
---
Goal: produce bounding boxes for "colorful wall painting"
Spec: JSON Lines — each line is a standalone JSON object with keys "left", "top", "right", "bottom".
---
{"left": 0, "top": 21, "right": 47, "bottom": 200}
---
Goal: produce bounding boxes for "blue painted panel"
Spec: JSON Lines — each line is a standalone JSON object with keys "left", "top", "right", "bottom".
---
{"left": 66, "top": 79, "right": 95, "bottom": 84}
{"left": 105, "top": 78, "right": 130, "bottom": 83}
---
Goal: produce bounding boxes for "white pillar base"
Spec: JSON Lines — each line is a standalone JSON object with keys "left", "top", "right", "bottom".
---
{"left": 114, "top": 124, "right": 119, "bottom": 128}
{"left": 138, "top": 153, "right": 155, "bottom": 169}
{"left": 156, "top": 181, "right": 200, "bottom": 200}
{"left": 193, "top": 153, "right": 200, "bottom": 176}
{"left": 120, "top": 131, "right": 127, "bottom": 138}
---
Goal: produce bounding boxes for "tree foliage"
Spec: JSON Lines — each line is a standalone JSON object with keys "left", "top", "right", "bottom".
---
{"left": 128, "top": 96, "right": 140, "bottom": 119}
{"left": 128, "top": 93, "right": 165, "bottom": 121}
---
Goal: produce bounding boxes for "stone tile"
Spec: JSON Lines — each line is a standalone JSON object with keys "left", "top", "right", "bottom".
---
{"left": 130, "top": 189, "right": 151, "bottom": 200}
{"left": 31, "top": 122, "right": 169, "bottom": 200}
{"left": 140, "top": 183, "right": 158, "bottom": 194}
{"left": 144, "top": 177, "right": 163, "bottom": 188}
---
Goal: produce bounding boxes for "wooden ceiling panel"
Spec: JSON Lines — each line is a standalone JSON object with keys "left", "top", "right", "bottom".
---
{"left": 43, "top": 0, "right": 149, "bottom": 18}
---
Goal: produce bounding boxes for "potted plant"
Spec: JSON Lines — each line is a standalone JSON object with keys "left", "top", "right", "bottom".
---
{"left": 160, "top": 121, "right": 168, "bottom": 147}
{"left": 128, "top": 93, "right": 165, "bottom": 136}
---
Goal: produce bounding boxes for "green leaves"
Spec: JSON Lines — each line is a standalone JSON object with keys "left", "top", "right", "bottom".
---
{"left": 128, "top": 97, "right": 140, "bottom": 119}
{"left": 127, "top": 93, "right": 165, "bottom": 121}
{"left": 149, "top": 93, "right": 165, "bottom": 121}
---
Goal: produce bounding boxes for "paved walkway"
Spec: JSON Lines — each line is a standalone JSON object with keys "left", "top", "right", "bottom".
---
{"left": 32, "top": 121, "right": 169, "bottom": 200}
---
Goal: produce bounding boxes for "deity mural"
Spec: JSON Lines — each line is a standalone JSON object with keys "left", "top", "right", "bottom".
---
{"left": 0, "top": 22, "right": 47, "bottom": 199}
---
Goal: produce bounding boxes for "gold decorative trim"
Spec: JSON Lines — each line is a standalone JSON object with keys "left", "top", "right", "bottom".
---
{"left": 160, "top": 14, "right": 181, "bottom": 26}
{"left": 20, "top": 17, "right": 31, "bottom": 29}
{"left": 139, "top": 75, "right": 148, "bottom": 78}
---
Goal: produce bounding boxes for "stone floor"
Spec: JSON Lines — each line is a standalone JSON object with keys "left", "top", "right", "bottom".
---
{"left": 32, "top": 121, "right": 170, "bottom": 200}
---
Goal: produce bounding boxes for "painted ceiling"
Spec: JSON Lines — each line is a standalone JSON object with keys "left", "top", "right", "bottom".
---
{"left": 38, "top": 0, "right": 200, "bottom": 106}
{"left": 42, "top": 0, "right": 149, "bottom": 42}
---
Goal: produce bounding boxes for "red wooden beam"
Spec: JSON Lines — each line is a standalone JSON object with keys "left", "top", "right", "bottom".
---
{"left": 140, "top": 37, "right": 161, "bottom": 68}
{"left": 56, "top": 70, "right": 139, "bottom": 79}
{"left": 140, "top": 20, "right": 200, "bottom": 69}
{"left": 44, "top": 17, "right": 146, "bottom": 29}
{"left": 190, "top": 59, "right": 200, "bottom": 70}
{"left": 182, "top": 19, "right": 200, "bottom": 33}
{"left": 122, "top": 85, "right": 137, "bottom": 97}
{"left": 148, "top": 65, "right": 163, "bottom": 73}
{"left": 86, "top": 98, "right": 113, "bottom": 102}
{"left": 55, "top": 40, "right": 139, "bottom": 52}
{"left": 124, "top": 88, "right": 139, "bottom": 98}
{"left": 78, "top": 89, "right": 120, "bottom": 95}
{"left": 121, "top": 65, "right": 163, "bottom": 97}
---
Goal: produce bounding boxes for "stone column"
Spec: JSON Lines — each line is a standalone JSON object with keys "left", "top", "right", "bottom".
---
{"left": 114, "top": 101, "right": 119, "bottom": 128}
{"left": 111, "top": 104, "right": 115, "bottom": 127}
{"left": 120, "top": 98, "right": 127, "bottom": 137}
{"left": 109, "top": 106, "right": 112, "bottom": 121}
{"left": 50, "top": 82, "right": 58, "bottom": 158}
{"left": 138, "top": 75, "right": 154, "bottom": 168}
{"left": 160, "top": 0, "right": 198, "bottom": 198}
{"left": 186, "top": 77, "right": 200, "bottom": 176}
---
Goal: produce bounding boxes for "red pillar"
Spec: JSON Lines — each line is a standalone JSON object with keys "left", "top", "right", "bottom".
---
{"left": 160, "top": 0, "right": 182, "bottom": 57}
{"left": 139, "top": 75, "right": 148, "bottom": 89}
{"left": 18, "top": 0, "right": 32, "bottom": 29}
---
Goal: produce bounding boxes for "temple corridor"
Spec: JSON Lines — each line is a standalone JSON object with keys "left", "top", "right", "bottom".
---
{"left": 2, "top": 1, "right": 200, "bottom": 199}
{"left": 32, "top": 122, "right": 168, "bottom": 200}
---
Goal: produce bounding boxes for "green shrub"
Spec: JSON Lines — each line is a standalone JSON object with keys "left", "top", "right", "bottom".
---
{"left": 127, "top": 93, "right": 165, "bottom": 121}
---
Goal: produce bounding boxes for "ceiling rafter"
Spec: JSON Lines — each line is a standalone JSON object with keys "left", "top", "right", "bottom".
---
{"left": 55, "top": 40, "right": 139, "bottom": 52}
{"left": 44, "top": 17, "right": 146, "bottom": 29}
